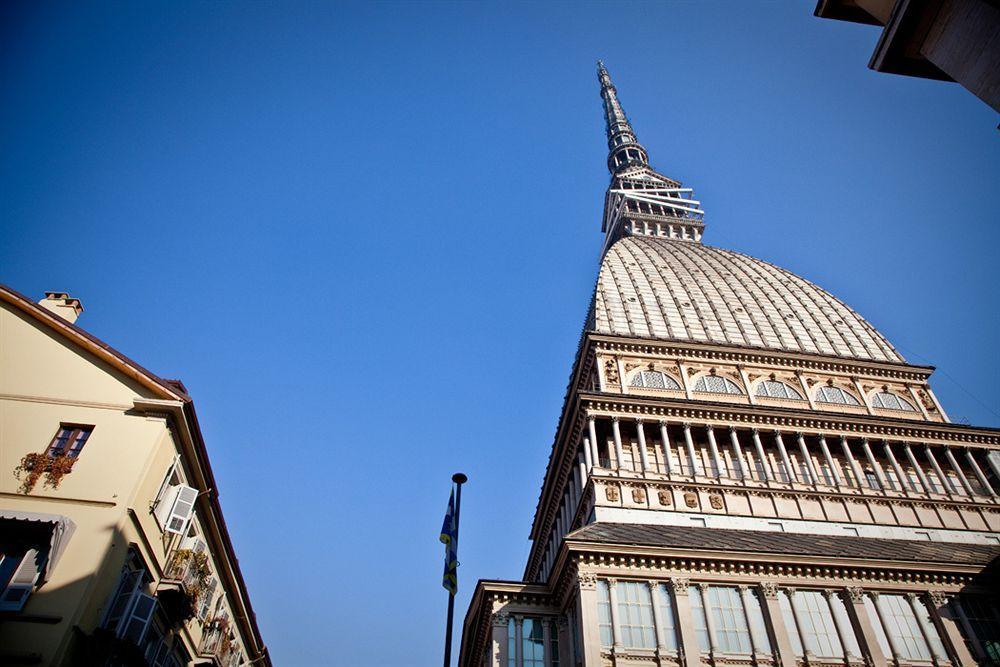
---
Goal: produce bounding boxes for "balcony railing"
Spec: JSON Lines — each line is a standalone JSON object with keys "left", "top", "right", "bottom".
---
{"left": 199, "top": 620, "right": 236, "bottom": 665}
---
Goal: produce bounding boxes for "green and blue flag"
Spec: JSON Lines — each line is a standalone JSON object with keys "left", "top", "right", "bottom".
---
{"left": 439, "top": 488, "right": 459, "bottom": 595}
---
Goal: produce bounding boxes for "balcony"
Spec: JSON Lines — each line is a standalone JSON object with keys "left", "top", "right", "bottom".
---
{"left": 157, "top": 548, "right": 211, "bottom": 623}
{"left": 199, "top": 619, "right": 236, "bottom": 666}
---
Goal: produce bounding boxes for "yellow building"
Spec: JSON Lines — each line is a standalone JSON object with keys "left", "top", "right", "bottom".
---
{"left": 0, "top": 286, "right": 269, "bottom": 666}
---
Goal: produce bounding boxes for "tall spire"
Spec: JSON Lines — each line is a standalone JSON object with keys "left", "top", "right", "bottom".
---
{"left": 597, "top": 61, "right": 649, "bottom": 174}
{"left": 596, "top": 61, "right": 705, "bottom": 249}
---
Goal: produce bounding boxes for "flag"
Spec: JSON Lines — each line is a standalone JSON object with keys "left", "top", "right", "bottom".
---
{"left": 439, "top": 488, "right": 459, "bottom": 595}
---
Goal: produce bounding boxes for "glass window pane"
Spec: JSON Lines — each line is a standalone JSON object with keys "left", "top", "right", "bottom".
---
{"left": 597, "top": 581, "right": 613, "bottom": 648}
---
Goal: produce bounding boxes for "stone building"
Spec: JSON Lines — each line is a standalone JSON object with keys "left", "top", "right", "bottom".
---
{"left": 0, "top": 286, "right": 269, "bottom": 666}
{"left": 458, "top": 63, "right": 1000, "bottom": 667}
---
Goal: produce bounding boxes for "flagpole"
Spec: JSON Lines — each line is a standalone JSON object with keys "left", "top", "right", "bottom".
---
{"left": 443, "top": 472, "right": 467, "bottom": 667}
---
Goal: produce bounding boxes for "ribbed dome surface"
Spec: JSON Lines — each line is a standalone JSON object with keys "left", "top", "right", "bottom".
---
{"left": 593, "top": 236, "right": 902, "bottom": 363}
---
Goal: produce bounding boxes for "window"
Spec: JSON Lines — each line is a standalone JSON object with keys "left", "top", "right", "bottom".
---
{"left": 0, "top": 549, "right": 45, "bottom": 611}
{"left": 868, "top": 594, "right": 940, "bottom": 661}
{"left": 46, "top": 424, "right": 93, "bottom": 458}
{"left": 706, "top": 586, "right": 753, "bottom": 654}
{"left": 815, "top": 386, "right": 861, "bottom": 406}
{"left": 597, "top": 580, "right": 613, "bottom": 648}
{"left": 521, "top": 617, "right": 545, "bottom": 667}
{"left": 864, "top": 469, "right": 882, "bottom": 491}
{"left": 958, "top": 595, "right": 1000, "bottom": 662}
{"left": 103, "top": 554, "right": 156, "bottom": 645}
{"left": 694, "top": 375, "right": 743, "bottom": 395}
{"left": 793, "top": 591, "right": 844, "bottom": 658}
{"left": 153, "top": 462, "right": 198, "bottom": 535}
{"left": 779, "top": 592, "right": 805, "bottom": 656}
{"left": 689, "top": 586, "right": 712, "bottom": 652}
{"left": 548, "top": 619, "right": 559, "bottom": 667}
{"left": 755, "top": 380, "right": 803, "bottom": 400}
{"left": 654, "top": 584, "right": 679, "bottom": 651}
{"left": 630, "top": 370, "right": 681, "bottom": 390}
{"left": 616, "top": 581, "right": 656, "bottom": 649}
{"left": 871, "top": 392, "right": 916, "bottom": 411}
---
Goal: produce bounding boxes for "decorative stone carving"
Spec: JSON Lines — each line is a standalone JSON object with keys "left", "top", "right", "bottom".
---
{"left": 605, "top": 359, "right": 620, "bottom": 385}
{"left": 928, "top": 590, "right": 949, "bottom": 607}
{"left": 578, "top": 573, "right": 598, "bottom": 590}
{"left": 657, "top": 490, "right": 672, "bottom": 506}
{"left": 632, "top": 487, "right": 645, "bottom": 504}
{"left": 605, "top": 485, "right": 620, "bottom": 502}
{"left": 709, "top": 494, "right": 724, "bottom": 510}
{"left": 684, "top": 492, "right": 698, "bottom": 508}
{"left": 668, "top": 577, "right": 689, "bottom": 594}
{"left": 759, "top": 582, "right": 779, "bottom": 599}
{"left": 845, "top": 587, "right": 866, "bottom": 603}
{"left": 491, "top": 611, "right": 510, "bottom": 627}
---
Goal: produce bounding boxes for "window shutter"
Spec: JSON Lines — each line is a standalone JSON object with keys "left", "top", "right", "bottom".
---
{"left": 104, "top": 568, "right": 144, "bottom": 634}
{"left": 122, "top": 592, "right": 157, "bottom": 645}
{"left": 198, "top": 576, "right": 217, "bottom": 620}
{"left": 164, "top": 485, "right": 198, "bottom": 535}
{"left": 154, "top": 485, "right": 179, "bottom": 529}
{"left": 0, "top": 549, "right": 43, "bottom": 611}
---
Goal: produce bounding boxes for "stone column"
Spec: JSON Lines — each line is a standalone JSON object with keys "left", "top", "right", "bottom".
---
{"left": 611, "top": 418, "right": 625, "bottom": 472}
{"left": 823, "top": 590, "right": 859, "bottom": 663}
{"left": 786, "top": 588, "right": 815, "bottom": 662}
{"left": 965, "top": 448, "right": 997, "bottom": 496}
{"left": 576, "top": 574, "right": 604, "bottom": 667}
{"left": 660, "top": 422, "right": 674, "bottom": 476}
{"left": 797, "top": 433, "right": 819, "bottom": 486}
{"left": 860, "top": 439, "right": 888, "bottom": 491}
{"left": 541, "top": 616, "right": 552, "bottom": 666}
{"left": 906, "top": 593, "right": 946, "bottom": 664}
{"left": 636, "top": 420, "right": 650, "bottom": 474}
{"left": 841, "top": 437, "right": 866, "bottom": 490}
{"left": 904, "top": 444, "right": 933, "bottom": 494}
{"left": 696, "top": 584, "right": 718, "bottom": 658}
{"left": 588, "top": 417, "right": 599, "bottom": 468}
{"left": 706, "top": 426, "right": 723, "bottom": 479}
{"left": 819, "top": 436, "right": 842, "bottom": 488}
{"left": 944, "top": 447, "right": 975, "bottom": 496}
{"left": 607, "top": 578, "right": 623, "bottom": 651}
{"left": 925, "top": 447, "right": 955, "bottom": 496}
{"left": 842, "top": 587, "right": 888, "bottom": 667}
{"left": 582, "top": 437, "right": 593, "bottom": 472}
{"left": 950, "top": 592, "right": 987, "bottom": 661}
{"left": 729, "top": 427, "right": 747, "bottom": 481}
{"left": 514, "top": 615, "right": 524, "bottom": 666}
{"left": 490, "top": 612, "right": 509, "bottom": 667}
{"left": 751, "top": 429, "right": 771, "bottom": 482}
{"left": 683, "top": 423, "right": 699, "bottom": 477}
{"left": 648, "top": 581, "right": 667, "bottom": 652}
{"left": 758, "top": 582, "right": 797, "bottom": 667}
{"left": 774, "top": 431, "right": 795, "bottom": 483}
{"left": 883, "top": 442, "right": 909, "bottom": 494}
{"left": 669, "top": 578, "right": 701, "bottom": 667}
{"left": 556, "top": 618, "right": 571, "bottom": 667}
{"left": 870, "top": 593, "right": 904, "bottom": 664}
{"left": 926, "top": 591, "right": 978, "bottom": 666}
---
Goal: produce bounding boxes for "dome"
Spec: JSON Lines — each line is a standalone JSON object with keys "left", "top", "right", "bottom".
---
{"left": 592, "top": 236, "right": 902, "bottom": 363}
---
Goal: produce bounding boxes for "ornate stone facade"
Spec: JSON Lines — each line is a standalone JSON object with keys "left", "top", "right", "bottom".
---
{"left": 458, "top": 63, "right": 999, "bottom": 667}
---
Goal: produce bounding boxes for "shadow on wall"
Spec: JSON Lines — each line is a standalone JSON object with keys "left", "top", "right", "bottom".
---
{"left": 0, "top": 522, "right": 147, "bottom": 666}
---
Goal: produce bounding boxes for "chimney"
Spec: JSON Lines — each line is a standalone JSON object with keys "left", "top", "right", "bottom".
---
{"left": 39, "top": 291, "right": 84, "bottom": 324}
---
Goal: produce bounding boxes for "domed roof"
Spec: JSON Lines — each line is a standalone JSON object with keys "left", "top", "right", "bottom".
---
{"left": 592, "top": 236, "right": 902, "bottom": 363}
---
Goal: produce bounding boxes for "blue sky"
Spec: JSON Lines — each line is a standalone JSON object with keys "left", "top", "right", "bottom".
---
{"left": 2, "top": 2, "right": 997, "bottom": 665}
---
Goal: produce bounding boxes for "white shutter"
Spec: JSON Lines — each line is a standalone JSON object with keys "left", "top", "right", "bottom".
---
{"left": 122, "top": 592, "right": 156, "bottom": 644}
{"left": 154, "top": 485, "right": 179, "bottom": 529}
{"left": 0, "top": 549, "right": 43, "bottom": 611}
{"left": 198, "top": 576, "right": 217, "bottom": 620}
{"left": 164, "top": 484, "right": 198, "bottom": 535}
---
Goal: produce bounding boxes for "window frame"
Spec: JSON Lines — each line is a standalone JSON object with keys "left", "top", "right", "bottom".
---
{"left": 45, "top": 423, "right": 94, "bottom": 459}
{"left": 815, "top": 385, "right": 861, "bottom": 406}
{"left": 755, "top": 379, "right": 804, "bottom": 401}
{"left": 693, "top": 374, "right": 744, "bottom": 396}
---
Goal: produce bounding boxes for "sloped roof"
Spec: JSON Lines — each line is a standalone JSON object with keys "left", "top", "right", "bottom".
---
{"left": 593, "top": 236, "right": 902, "bottom": 363}
{"left": 568, "top": 522, "right": 1000, "bottom": 565}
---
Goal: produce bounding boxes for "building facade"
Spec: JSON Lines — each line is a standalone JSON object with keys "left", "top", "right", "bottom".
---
{"left": 0, "top": 287, "right": 269, "bottom": 666}
{"left": 458, "top": 64, "right": 1000, "bottom": 667}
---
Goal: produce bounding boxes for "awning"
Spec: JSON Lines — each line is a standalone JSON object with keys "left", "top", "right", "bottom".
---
{"left": 0, "top": 509, "right": 77, "bottom": 582}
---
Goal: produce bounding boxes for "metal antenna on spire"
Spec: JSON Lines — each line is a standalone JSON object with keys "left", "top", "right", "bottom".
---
{"left": 596, "top": 61, "right": 649, "bottom": 174}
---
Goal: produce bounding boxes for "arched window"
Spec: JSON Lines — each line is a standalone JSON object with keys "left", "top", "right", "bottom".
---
{"left": 630, "top": 370, "right": 681, "bottom": 390}
{"left": 693, "top": 375, "right": 743, "bottom": 395}
{"left": 871, "top": 391, "right": 916, "bottom": 411}
{"left": 755, "top": 380, "right": 804, "bottom": 400}
{"left": 815, "top": 386, "right": 860, "bottom": 406}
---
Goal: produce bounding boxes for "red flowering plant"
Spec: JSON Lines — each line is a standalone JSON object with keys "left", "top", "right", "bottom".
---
{"left": 14, "top": 452, "right": 77, "bottom": 494}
